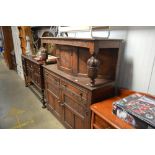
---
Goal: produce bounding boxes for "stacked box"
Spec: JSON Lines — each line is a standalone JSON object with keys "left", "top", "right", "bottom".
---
{"left": 113, "top": 93, "right": 155, "bottom": 129}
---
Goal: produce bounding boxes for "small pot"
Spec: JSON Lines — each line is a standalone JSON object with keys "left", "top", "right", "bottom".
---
{"left": 40, "top": 52, "right": 47, "bottom": 61}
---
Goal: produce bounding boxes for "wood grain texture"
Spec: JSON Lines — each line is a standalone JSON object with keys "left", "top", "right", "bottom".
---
{"left": 1, "top": 26, "right": 14, "bottom": 69}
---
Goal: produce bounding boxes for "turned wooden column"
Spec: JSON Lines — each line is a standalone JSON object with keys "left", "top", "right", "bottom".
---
{"left": 87, "top": 42, "right": 100, "bottom": 87}
{"left": 87, "top": 53, "right": 100, "bottom": 87}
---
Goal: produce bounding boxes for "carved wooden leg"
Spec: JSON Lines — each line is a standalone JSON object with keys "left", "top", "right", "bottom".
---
{"left": 25, "top": 77, "right": 29, "bottom": 87}
{"left": 87, "top": 55, "right": 100, "bottom": 87}
{"left": 41, "top": 89, "right": 46, "bottom": 108}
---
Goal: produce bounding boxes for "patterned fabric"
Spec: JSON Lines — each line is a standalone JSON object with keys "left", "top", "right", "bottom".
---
{"left": 113, "top": 93, "right": 155, "bottom": 128}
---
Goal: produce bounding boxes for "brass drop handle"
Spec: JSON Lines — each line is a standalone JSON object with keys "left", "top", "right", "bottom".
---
{"left": 60, "top": 102, "right": 65, "bottom": 106}
{"left": 57, "top": 99, "right": 61, "bottom": 103}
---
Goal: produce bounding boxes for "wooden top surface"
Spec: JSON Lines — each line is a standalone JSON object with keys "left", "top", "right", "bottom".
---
{"left": 22, "top": 54, "right": 44, "bottom": 65}
{"left": 90, "top": 89, "right": 135, "bottom": 129}
{"left": 40, "top": 37, "right": 123, "bottom": 41}
{"left": 43, "top": 64, "right": 114, "bottom": 91}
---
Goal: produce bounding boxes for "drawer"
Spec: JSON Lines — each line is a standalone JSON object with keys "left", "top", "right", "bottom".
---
{"left": 61, "top": 80, "right": 87, "bottom": 103}
{"left": 44, "top": 70, "right": 60, "bottom": 97}
{"left": 44, "top": 70, "right": 60, "bottom": 87}
{"left": 33, "top": 63, "right": 41, "bottom": 74}
{"left": 26, "top": 60, "right": 33, "bottom": 68}
{"left": 94, "top": 114, "right": 114, "bottom": 129}
{"left": 33, "top": 73, "right": 41, "bottom": 88}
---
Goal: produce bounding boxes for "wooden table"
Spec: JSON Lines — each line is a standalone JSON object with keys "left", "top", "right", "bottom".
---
{"left": 90, "top": 90, "right": 135, "bottom": 129}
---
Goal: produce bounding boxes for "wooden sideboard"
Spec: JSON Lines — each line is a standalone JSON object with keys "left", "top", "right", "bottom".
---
{"left": 22, "top": 55, "right": 46, "bottom": 108}
{"left": 41, "top": 37, "right": 123, "bottom": 129}
{"left": 44, "top": 65, "right": 115, "bottom": 128}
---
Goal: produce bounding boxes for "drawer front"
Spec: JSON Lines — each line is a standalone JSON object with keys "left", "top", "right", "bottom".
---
{"left": 33, "top": 73, "right": 41, "bottom": 88}
{"left": 26, "top": 60, "right": 33, "bottom": 69}
{"left": 44, "top": 70, "right": 60, "bottom": 97}
{"left": 61, "top": 80, "right": 88, "bottom": 105}
{"left": 33, "top": 63, "right": 41, "bottom": 74}
{"left": 94, "top": 114, "right": 114, "bottom": 129}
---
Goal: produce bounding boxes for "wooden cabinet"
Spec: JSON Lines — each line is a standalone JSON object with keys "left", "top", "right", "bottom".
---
{"left": 22, "top": 55, "right": 46, "bottom": 108}
{"left": 44, "top": 65, "right": 115, "bottom": 128}
{"left": 41, "top": 37, "right": 123, "bottom": 128}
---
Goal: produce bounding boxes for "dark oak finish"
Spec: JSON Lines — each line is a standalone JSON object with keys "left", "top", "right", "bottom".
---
{"left": 44, "top": 65, "right": 115, "bottom": 128}
{"left": 41, "top": 37, "right": 123, "bottom": 87}
{"left": 22, "top": 55, "right": 46, "bottom": 108}
{"left": 41, "top": 37, "right": 123, "bottom": 128}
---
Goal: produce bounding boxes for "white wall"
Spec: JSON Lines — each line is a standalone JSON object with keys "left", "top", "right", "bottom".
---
{"left": 11, "top": 26, "right": 24, "bottom": 79}
{"left": 148, "top": 59, "right": 155, "bottom": 94}
{"left": 68, "top": 26, "right": 128, "bottom": 39}
{"left": 119, "top": 27, "right": 155, "bottom": 94}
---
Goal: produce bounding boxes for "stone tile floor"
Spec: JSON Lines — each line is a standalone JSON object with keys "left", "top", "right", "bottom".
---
{"left": 0, "top": 57, "right": 64, "bottom": 129}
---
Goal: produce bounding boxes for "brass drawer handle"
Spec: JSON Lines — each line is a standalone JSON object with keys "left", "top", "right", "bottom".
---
{"left": 57, "top": 99, "right": 61, "bottom": 103}
{"left": 60, "top": 103, "right": 65, "bottom": 106}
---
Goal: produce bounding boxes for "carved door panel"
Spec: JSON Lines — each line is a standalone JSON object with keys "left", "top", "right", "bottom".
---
{"left": 61, "top": 92, "right": 89, "bottom": 129}
{"left": 46, "top": 89, "right": 62, "bottom": 119}
{"left": 33, "top": 73, "right": 41, "bottom": 88}
{"left": 56, "top": 45, "right": 77, "bottom": 74}
{"left": 44, "top": 71, "right": 62, "bottom": 119}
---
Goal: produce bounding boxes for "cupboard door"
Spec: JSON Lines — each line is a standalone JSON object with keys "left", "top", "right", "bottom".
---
{"left": 33, "top": 73, "right": 41, "bottom": 88}
{"left": 61, "top": 92, "right": 89, "bottom": 129}
{"left": 56, "top": 45, "right": 77, "bottom": 74}
{"left": 46, "top": 89, "right": 62, "bottom": 119}
{"left": 44, "top": 71, "right": 62, "bottom": 119}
